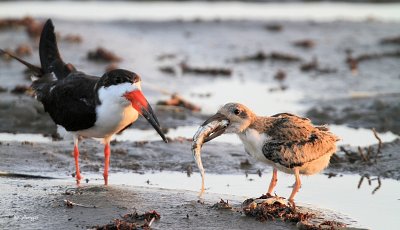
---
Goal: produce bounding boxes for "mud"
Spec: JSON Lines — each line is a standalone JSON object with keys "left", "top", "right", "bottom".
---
{"left": 232, "top": 51, "right": 302, "bottom": 63}
{"left": 331, "top": 139, "right": 400, "bottom": 180}
{"left": 87, "top": 47, "right": 122, "bottom": 63}
{"left": 306, "top": 94, "right": 400, "bottom": 135}
{"left": 0, "top": 179, "right": 297, "bottom": 229}
{"left": 1, "top": 134, "right": 399, "bottom": 183}
{"left": 157, "top": 93, "right": 202, "bottom": 112}
{"left": 0, "top": 139, "right": 262, "bottom": 176}
{"left": 0, "top": 97, "right": 56, "bottom": 134}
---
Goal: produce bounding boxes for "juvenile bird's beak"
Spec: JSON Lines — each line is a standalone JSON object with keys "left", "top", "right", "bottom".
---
{"left": 201, "top": 113, "right": 229, "bottom": 143}
{"left": 124, "top": 90, "right": 168, "bottom": 143}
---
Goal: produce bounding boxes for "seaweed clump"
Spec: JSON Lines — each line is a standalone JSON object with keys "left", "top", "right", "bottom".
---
{"left": 242, "top": 194, "right": 314, "bottom": 223}
{"left": 93, "top": 210, "right": 161, "bottom": 230}
{"left": 242, "top": 194, "right": 347, "bottom": 229}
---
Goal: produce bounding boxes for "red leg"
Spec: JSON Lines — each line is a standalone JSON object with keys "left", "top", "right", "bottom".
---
{"left": 103, "top": 142, "right": 110, "bottom": 185}
{"left": 74, "top": 144, "right": 82, "bottom": 184}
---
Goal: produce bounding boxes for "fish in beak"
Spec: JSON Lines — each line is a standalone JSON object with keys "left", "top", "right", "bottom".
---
{"left": 124, "top": 90, "right": 168, "bottom": 143}
{"left": 191, "top": 113, "right": 229, "bottom": 196}
{"left": 200, "top": 113, "right": 229, "bottom": 143}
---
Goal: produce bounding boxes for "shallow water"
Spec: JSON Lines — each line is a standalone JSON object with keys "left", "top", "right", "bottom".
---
{"left": 0, "top": 133, "right": 52, "bottom": 143}
{"left": 181, "top": 79, "right": 304, "bottom": 115}
{"left": 117, "top": 123, "right": 399, "bottom": 147}
{"left": 81, "top": 170, "right": 399, "bottom": 229}
{"left": 0, "top": 123, "right": 398, "bottom": 147}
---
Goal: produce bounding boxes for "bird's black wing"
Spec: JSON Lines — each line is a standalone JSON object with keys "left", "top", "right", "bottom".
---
{"left": 39, "top": 19, "right": 76, "bottom": 79}
{"left": 40, "top": 73, "right": 99, "bottom": 131}
{"left": 262, "top": 113, "right": 337, "bottom": 168}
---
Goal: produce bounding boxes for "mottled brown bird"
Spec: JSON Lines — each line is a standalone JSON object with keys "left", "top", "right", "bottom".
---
{"left": 202, "top": 103, "right": 340, "bottom": 202}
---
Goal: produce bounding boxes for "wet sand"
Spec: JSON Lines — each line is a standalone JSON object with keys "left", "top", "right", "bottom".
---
{"left": 1, "top": 179, "right": 294, "bottom": 230}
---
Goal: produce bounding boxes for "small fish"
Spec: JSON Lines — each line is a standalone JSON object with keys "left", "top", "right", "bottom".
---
{"left": 192, "top": 116, "right": 229, "bottom": 196}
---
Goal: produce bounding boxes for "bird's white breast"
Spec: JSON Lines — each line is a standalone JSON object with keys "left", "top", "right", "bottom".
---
{"left": 77, "top": 83, "right": 139, "bottom": 139}
{"left": 238, "top": 128, "right": 271, "bottom": 164}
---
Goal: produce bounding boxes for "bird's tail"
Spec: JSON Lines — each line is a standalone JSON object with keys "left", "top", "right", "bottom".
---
{"left": 316, "top": 124, "right": 341, "bottom": 142}
{"left": 39, "top": 19, "right": 75, "bottom": 79}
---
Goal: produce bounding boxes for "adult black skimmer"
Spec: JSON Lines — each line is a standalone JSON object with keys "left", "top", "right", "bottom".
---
{"left": 1, "top": 19, "right": 167, "bottom": 185}
{"left": 200, "top": 103, "right": 339, "bottom": 202}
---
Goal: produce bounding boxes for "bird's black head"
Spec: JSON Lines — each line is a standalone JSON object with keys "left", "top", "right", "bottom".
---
{"left": 96, "top": 69, "right": 167, "bottom": 143}
{"left": 98, "top": 69, "right": 141, "bottom": 88}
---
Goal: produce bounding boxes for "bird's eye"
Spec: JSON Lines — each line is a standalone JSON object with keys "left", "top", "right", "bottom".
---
{"left": 234, "top": 109, "right": 240, "bottom": 115}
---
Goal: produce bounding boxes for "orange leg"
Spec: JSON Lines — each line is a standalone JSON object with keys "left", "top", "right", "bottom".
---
{"left": 267, "top": 168, "right": 278, "bottom": 195}
{"left": 73, "top": 143, "right": 82, "bottom": 184}
{"left": 103, "top": 142, "right": 110, "bottom": 185}
{"left": 288, "top": 168, "right": 301, "bottom": 202}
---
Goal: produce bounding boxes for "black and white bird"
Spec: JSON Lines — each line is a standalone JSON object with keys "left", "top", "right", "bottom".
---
{"left": 1, "top": 19, "right": 167, "bottom": 185}
{"left": 201, "top": 103, "right": 339, "bottom": 202}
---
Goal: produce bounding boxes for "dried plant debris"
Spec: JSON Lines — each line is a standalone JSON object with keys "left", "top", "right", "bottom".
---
{"left": 233, "top": 51, "right": 302, "bottom": 63}
{"left": 268, "top": 85, "right": 288, "bottom": 92}
{"left": 242, "top": 194, "right": 314, "bottom": 223}
{"left": 157, "top": 93, "right": 201, "bottom": 112}
{"left": 25, "top": 19, "right": 45, "bottom": 39}
{"left": 298, "top": 220, "right": 347, "bottom": 230}
{"left": 358, "top": 174, "right": 382, "bottom": 194}
{"left": 157, "top": 53, "right": 177, "bottom": 61}
{"left": 0, "top": 16, "right": 38, "bottom": 30}
{"left": 63, "top": 34, "right": 83, "bottom": 43}
{"left": 159, "top": 66, "right": 176, "bottom": 75}
{"left": 293, "top": 39, "right": 315, "bottom": 49}
{"left": 273, "top": 70, "right": 286, "bottom": 81}
{"left": 300, "top": 58, "right": 337, "bottom": 74}
{"left": 211, "top": 199, "right": 233, "bottom": 210}
{"left": 181, "top": 62, "right": 232, "bottom": 76}
{"left": 264, "top": 24, "right": 283, "bottom": 32}
{"left": 243, "top": 194, "right": 346, "bottom": 229}
{"left": 87, "top": 47, "right": 122, "bottom": 63}
{"left": 0, "top": 16, "right": 43, "bottom": 38}
{"left": 346, "top": 49, "right": 400, "bottom": 73}
{"left": 92, "top": 210, "right": 160, "bottom": 230}
{"left": 159, "top": 62, "right": 232, "bottom": 77}
{"left": 331, "top": 129, "right": 383, "bottom": 166}
{"left": 15, "top": 44, "right": 32, "bottom": 56}
{"left": 380, "top": 35, "right": 400, "bottom": 45}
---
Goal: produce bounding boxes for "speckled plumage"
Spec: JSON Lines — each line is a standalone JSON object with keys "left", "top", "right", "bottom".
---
{"left": 251, "top": 113, "right": 339, "bottom": 172}
{"left": 205, "top": 103, "right": 340, "bottom": 201}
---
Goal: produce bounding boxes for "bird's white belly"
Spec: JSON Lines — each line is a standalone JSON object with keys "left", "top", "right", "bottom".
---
{"left": 78, "top": 104, "right": 138, "bottom": 139}
{"left": 238, "top": 129, "right": 272, "bottom": 164}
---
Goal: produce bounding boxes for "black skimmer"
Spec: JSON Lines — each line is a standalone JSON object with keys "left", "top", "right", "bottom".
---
{"left": 1, "top": 19, "right": 167, "bottom": 185}
{"left": 197, "top": 103, "right": 339, "bottom": 202}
